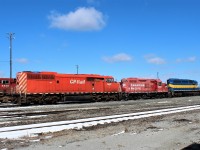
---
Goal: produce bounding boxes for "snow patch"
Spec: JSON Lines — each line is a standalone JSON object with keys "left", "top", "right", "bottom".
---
{"left": 0, "top": 105, "right": 200, "bottom": 139}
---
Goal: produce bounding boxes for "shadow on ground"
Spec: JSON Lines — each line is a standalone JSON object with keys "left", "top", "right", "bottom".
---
{"left": 182, "top": 143, "right": 200, "bottom": 150}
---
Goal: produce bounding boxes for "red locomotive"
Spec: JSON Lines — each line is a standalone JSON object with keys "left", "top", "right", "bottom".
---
{"left": 156, "top": 79, "right": 168, "bottom": 94}
{"left": 121, "top": 78, "right": 168, "bottom": 100}
{"left": 0, "top": 78, "right": 16, "bottom": 102}
{"left": 0, "top": 70, "right": 196, "bottom": 105}
{"left": 15, "top": 71, "right": 121, "bottom": 104}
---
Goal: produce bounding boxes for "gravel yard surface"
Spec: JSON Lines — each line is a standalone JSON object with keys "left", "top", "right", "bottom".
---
{"left": 0, "top": 96, "right": 200, "bottom": 149}
{"left": 17, "top": 110, "right": 200, "bottom": 150}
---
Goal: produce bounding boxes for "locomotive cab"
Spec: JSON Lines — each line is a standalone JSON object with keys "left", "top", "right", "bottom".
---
{"left": 0, "top": 78, "right": 16, "bottom": 95}
{"left": 0, "top": 79, "right": 9, "bottom": 95}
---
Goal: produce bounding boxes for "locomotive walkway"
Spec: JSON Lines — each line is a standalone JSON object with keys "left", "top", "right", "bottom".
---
{"left": 0, "top": 105, "right": 200, "bottom": 139}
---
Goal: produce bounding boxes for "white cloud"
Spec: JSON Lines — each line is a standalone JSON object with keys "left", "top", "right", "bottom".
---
{"left": 103, "top": 53, "right": 132, "bottom": 63}
{"left": 144, "top": 54, "right": 166, "bottom": 65}
{"left": 48, "top": 7, "right": 106, "bottom": 31}
{"left": 16, "top": 58, "right": 28, "bottom": 64}
{"left": 176, "top": 56, "right": 197, "bottom": 63}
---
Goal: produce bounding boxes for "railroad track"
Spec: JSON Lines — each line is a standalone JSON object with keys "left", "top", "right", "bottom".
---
{"left": 0, "top": 107, "right": 108, "bottom": 117}
{"left": 0, "top": 103, "right": 19, "bottom": 108}
{"left": 0, "top": 105, "right": 200, "bottom": 139}
{"left": 0, "top": 107, "right": 110, "bottom": 126}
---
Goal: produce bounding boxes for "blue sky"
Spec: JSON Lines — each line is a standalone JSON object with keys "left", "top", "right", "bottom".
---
{"left": 0, "top": 0, "right": 200, "bottom": 83}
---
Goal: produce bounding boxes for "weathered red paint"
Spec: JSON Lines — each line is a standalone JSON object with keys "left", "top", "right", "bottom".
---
{"left": 16, "top": 71, "right": 120, "bottom": 94}
{"left": 0, "top": 78, "right": 16, "bottom": 95}
{"left": 121, "top": 78, "right": 168, "bottom": 93}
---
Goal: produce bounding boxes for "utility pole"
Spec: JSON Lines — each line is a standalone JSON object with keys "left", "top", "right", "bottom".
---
{"left": 76, "top": 65, "right": 79, "bottom": 74}
{"left": 7, "top": 32, "right": 15, "bottom": 83}
{"left": 157, "top": 72, "right": 159, "bottom": 79}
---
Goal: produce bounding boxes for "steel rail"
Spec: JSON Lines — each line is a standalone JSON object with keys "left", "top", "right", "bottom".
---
{"left": 0, "top": 105, "right": 200, "bottom": 139}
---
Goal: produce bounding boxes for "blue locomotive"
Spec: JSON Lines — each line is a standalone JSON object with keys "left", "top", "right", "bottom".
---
{"left": 167, "top": 78, "right": 200, "bottom": 96}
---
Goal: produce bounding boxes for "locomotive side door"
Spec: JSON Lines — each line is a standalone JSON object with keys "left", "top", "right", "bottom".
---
{"left": 86, "top": 77, "right": 104, "bottom": 92}
{"left": 151, "top": 80, "right": 157, "bottom": 92}
{"left": 94, "top": 78, "right": 104, "bottom": 92}
{"left": 86, "top": 77, "right": 95, "bottom": 92}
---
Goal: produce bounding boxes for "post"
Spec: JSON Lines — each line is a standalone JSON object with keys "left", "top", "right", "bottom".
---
{"left": 7, "top": 32, "right": 15, "bottom": 94}
{"left": 157, "top": 72, "right": 159, "bottom": 79}
{"left": 76, "top": 65, "right": 79, "bottom": 74}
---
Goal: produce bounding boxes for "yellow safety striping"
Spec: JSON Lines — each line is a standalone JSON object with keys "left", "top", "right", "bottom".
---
{"left": 168, "top": 84, "right": 197, "bottom": 89}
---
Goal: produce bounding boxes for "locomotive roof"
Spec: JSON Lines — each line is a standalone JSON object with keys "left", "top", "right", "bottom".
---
{"left": 121, "top": 77, "right": 162, "bottom": 81}
{"left": 0, "top": 78, "right": 16, "bottom": 80}
{"left": 18, "top": 71, "right": 114, "bottom": 78}
{"left": 167, "top": 78, "right": 197, "bottom": 82}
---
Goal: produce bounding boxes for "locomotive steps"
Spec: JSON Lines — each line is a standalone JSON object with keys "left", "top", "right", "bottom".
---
{"left": 0, "top": 105, "right": 200, "bottom": 139}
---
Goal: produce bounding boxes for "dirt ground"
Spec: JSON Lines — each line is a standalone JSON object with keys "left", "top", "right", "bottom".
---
{"left": 12, "top": 110, "right": 199, "bottom": 150}
{"left": 1, "top": 96, "right": 200, "bottom": 150}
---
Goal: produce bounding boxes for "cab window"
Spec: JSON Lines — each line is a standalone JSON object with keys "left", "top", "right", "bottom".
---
{"left": 106, "top": 78, "right": 114, "bottom": 83}
{"left": 2, "top": 80, "right": 9, "bottom": 84}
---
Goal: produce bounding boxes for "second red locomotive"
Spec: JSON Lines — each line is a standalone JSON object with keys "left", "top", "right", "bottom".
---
{"left": 121, "top": 78, "right": 168, "bottom": 100}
